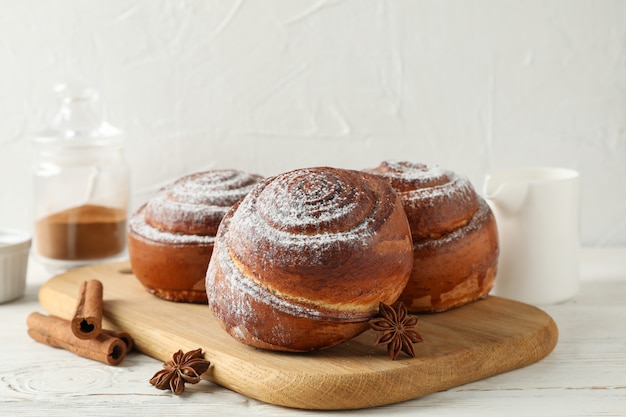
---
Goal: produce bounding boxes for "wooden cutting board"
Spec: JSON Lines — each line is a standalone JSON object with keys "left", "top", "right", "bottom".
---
{"left": 38, "top": 261, "right": 558, "bottom": 410}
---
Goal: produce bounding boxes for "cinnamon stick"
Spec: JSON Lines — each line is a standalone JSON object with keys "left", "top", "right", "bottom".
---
{"left": 101, "top": 329, "right": 134, "bottom": 352}
{"left": 27, "top": 312, "right": 127, "bottom": 366}
{"left": 71, "top": 280, "right": 103, "bottom": 340}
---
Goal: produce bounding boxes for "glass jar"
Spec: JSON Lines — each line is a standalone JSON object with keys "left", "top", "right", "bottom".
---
{"left": 32, "top": 85, "right": 130, "bottom": 270}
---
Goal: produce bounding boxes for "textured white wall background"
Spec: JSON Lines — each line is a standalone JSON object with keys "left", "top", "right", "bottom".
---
{"left": 0, "top": 0, "right": 625, "bottom": 246}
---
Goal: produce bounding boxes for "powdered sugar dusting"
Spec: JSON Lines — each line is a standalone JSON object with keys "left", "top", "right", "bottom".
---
{"left": 162, "top": 170, "right": 262, "bottom": 206}
{"left": 368, "top": 160, "right": 446, "bottom": 188}
{"left": 129, "top": 206, "right": 216, "bottom": 245}
{"left": 369, "top": 160, "right": 480, "bottom": 238}
{"left": 130, "top": 169, "right": 261, "bottom": 243}
{"left": 399, "top": 173, "right": 476, "bottom": 207}
{"left": 255, "top": 168, "right": 376, "bottom": 234}
{"left": 413, "top": 198, "right": 493, "bottom": 249}
{"left": 207, "top": 167, "right": 402, "bottom": 318}
{"left": 369, "top": 160, "right": 474, "bottom": 197}
{"left": 228, "top": 168, "right": 391, "bottom": 269}
{"left": 210, "top": 234, "right": 332, "bottom": 320}
{"left": 143, "top": 170, "right": 262, "bottom": 235}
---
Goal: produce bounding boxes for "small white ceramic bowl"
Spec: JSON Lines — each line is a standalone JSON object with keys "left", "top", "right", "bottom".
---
{"left": 0, "top": 229, "right": 31, "bottom": 304}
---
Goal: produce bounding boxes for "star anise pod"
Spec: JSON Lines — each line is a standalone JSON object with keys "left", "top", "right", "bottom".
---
{"left": 369, "top": 301, "right": 423, "bottom": 360}
{"left": 150, "top": 348, "right": 211, "bottom": 395}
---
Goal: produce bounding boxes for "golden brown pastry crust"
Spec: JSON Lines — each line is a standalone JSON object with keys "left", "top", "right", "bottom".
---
{"left": 368, "top": 160, "right": 499, "bottom": 313}
{"left": 128, "top": 170, "right": 262, "bottom": 303}
{"left": 206, "top": 167, "right": 414, "bottom": 351}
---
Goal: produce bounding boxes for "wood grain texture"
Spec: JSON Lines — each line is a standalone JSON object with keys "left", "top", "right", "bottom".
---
{"left": 37, "top": 261, "right": 558, "bottom": 410}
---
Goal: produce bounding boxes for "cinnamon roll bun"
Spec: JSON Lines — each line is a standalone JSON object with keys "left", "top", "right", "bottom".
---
{"left": 206, "top": 167, "right": 413, "bottom": 351}
{"left": 128, "top": 169, "right": 262, "bottom": 303}
{"left": 368, "top": 161, "right": 499, "bottom": 312}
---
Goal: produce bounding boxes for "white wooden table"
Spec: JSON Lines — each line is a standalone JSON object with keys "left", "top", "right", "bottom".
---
{"left": 1, "top": 248, "right": 625, "bottom": 417}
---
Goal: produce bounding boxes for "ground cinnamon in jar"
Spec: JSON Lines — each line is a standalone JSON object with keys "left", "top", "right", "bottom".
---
{"left": 35, "top": 204, "right": 127, "bottom": 261}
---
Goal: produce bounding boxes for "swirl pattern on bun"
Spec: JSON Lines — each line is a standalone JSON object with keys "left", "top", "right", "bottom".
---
{"left": 142, "top": 170, "right": 261, "bottom": 237}
{"left": 207, "top": 167, "right": 414, "bottom": 351}
{"left": 128, "top": 169, "right": 262, "bottom": 303}
{"left": 368, "top": 160, "right": 499, "bottom": 313}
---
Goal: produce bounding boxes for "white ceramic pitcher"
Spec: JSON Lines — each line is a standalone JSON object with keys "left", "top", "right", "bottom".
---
{"left": 483, "top": 167, "right": 580, "bottom": 305}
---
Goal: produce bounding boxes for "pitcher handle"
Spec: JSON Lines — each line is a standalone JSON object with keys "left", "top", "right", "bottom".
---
{"left": 483, "top": 176, "right": 529, "bottom": 214}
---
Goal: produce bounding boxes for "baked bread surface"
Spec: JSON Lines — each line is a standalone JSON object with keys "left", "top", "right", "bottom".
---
{"left": 128, "top": 169, "right": 262, "bottom": 303}
{"left": 206, "top": 167, "right": 414, "bottom": 351}
{"left": 368, "top": 160, "right": 499, "bottom": 312}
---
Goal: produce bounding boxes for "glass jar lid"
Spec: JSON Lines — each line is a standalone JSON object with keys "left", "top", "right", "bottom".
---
{"left": 33, "top": 83, "right": 123, "bottom": 149}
